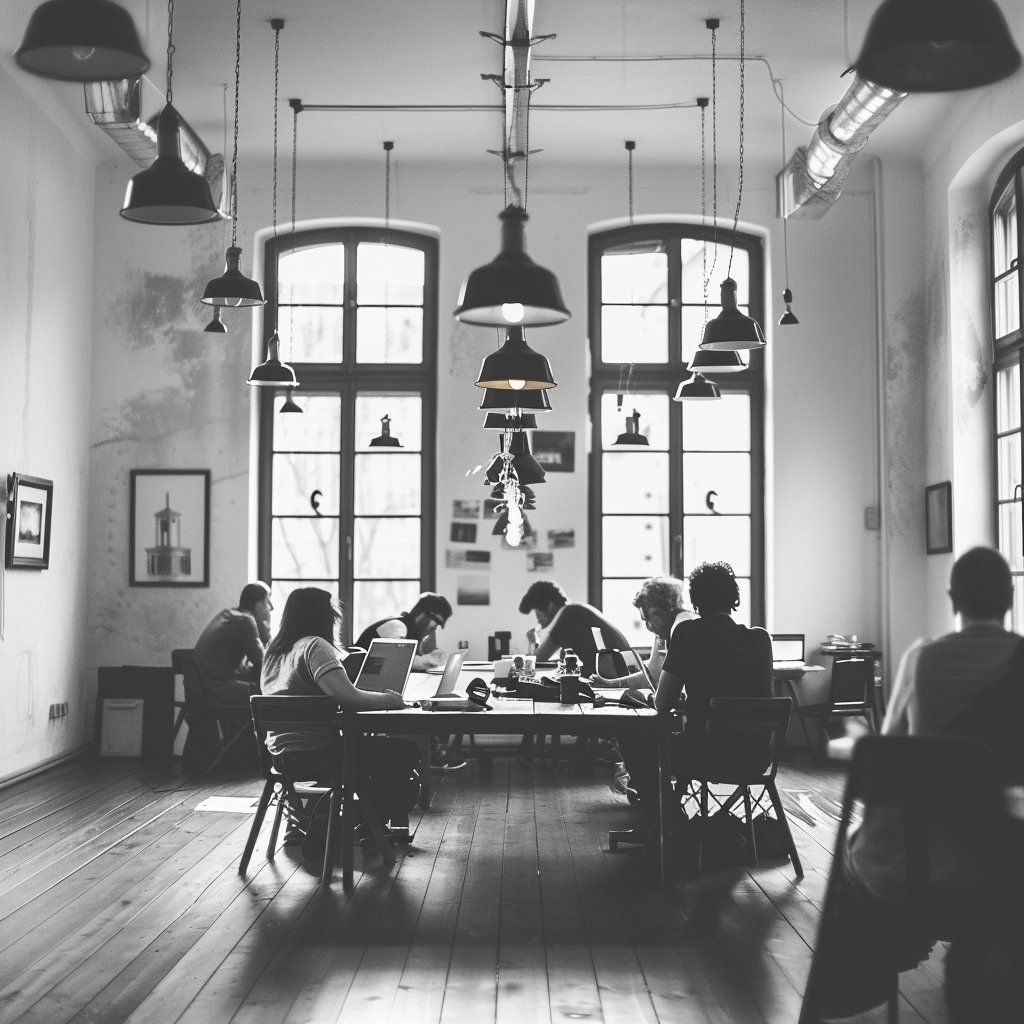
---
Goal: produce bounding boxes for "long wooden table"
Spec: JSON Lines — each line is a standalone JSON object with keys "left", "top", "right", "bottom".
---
{"left": 341, "top": 696, "right": 671, "bottom": 891}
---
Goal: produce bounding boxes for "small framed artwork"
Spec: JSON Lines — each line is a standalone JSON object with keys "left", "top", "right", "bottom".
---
{"left": 5, "top": 473, "right": 54, "bottom": 569}
{"left": 130, "top": 470, "right": 210, "bottom": 587}
{"left": 925, "top": 481, "right": 953, "bottom": 555}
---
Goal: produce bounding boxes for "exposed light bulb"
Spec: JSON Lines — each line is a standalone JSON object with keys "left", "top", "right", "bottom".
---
{"left": 226, "top": 296, "right": 244, "bottom": 308}
{"left": 507, "top": 379, "right": 526, "bottom": 390}
{"left": 501, "top": 302, "right": 525, "bottom": 323}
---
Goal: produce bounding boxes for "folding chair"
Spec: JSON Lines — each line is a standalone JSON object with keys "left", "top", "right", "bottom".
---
{"left": 687, "top": 696, "right": 803, "bottom": 876}
{"left": 799, "top": 735, "right": 1007, "bottom": 1023}
{"left": 171, "top": 649, "right": 255, "bottom": 775}
{"left": 787, "top": 656, "right": 880, "bottom": 761}
{"left": 241, "top": 695, "right": 396, "bottom": 888}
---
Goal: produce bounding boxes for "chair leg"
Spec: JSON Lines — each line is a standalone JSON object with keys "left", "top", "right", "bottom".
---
{"left": 239, "top": 778, "right": 275, "bottom": 875}
{"left": 266, "top": 786, "right": 286, "bottom": 860}
{"left": 795, "top": 711, "right": 816, "bottom": 760}
{"left": 322, "top": 786, "right": 342, "bottom": 888}
{"left": 887, "top": 973, "right": 900, "bottom": 1023}
{"left": 743, "top": 788, "right": 758, "bottom": 865}
{"left": 204, "top": 720, "right": 254, "bottom": 776}
{"left": 357, "top": 792, "right": 397, "bottom": 865}
{"left": 766, "top": 778, "right": 803, "bottom": 877}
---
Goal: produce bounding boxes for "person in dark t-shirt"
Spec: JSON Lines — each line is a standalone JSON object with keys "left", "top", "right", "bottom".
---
{"left": 354, "top": 592, "right": 453, "bottom": 672}
{"left": 518, "top": 580, "right": 630, "bottom": 677}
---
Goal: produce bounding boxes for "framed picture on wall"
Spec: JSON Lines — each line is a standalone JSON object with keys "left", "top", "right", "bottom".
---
{"left": 5, "top": 473, "right": 53, "bottom": 569}
{"left": 129, "top": 470, "right": 210, "bottom": 587}
{"left": 925, "top": 481, "right": 953, "bottom": 555}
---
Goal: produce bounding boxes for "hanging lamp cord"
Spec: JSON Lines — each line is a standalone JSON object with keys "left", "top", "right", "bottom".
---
{"left": 780, "top": 84, "right": 791, "bottom": 292}
{"left": 708, "top": 21, "right": 719, "bottom": 293}
{"left": 230, "top": 0, "right": 241, "bottom": 247}
{"left": 291, "top": 104, "right": 298, "bottom": 230}
{"left": 271, "top": 20, "right": 281, "bottom": 239}
{"left": 701, "top": 100, "right": 709, "bottom": 319}
{"left": 383, "top": 141, "right": 393, "bottom": 360}
{"left": 727, "top": 0, "right": 746, "bottom": 279}
{"left": 626, "top": 141, "right": 634, "bottom": 225}
{"left": 165, "top": 0, "right": 174, "bottom": 103}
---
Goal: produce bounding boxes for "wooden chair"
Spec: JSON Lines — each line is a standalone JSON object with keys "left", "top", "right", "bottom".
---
{"left": 170, "top": 649, "right": 255, "bottom": 775}
{"left": 240, "top": 695, "right": 396, "bottom": 888}
{"left": 688, "top": 696, "right": 803, "bottom": 876}
{"left": 799, "top": 735, "right": 1007, "bottom": 1023}
{"left": 786, "top": 656, "right": 879, "bottom": 760}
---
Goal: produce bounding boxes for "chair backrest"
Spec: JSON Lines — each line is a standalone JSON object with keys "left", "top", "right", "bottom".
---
{"left": 829, "top": 657, "right": 875, "bottom": 709}
{"left": 249, "top": 695, "right": 342, "bottom": 779}
{"left": 840, "top": 735, "right": 1005, "bottom": 935}
{"left": 700, "top": 696, "right": 793, "bottom": 782}
{"left": 172, "top": 649, "right": 210, "bottom": 709}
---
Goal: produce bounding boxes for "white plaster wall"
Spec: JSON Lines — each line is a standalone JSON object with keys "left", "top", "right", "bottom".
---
{"left": 85, "top": 149, "right": 903, "bottom": 677}
{"left": 0, "top": 66, "right": 96, "bottom": 781}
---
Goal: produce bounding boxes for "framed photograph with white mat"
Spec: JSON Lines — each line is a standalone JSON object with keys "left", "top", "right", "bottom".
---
{"left": 5, "top": 473, "right": 53, "bottom": 570}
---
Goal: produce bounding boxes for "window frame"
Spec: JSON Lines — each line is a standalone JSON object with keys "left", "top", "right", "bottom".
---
{"left": 257, "top": 226, "right": 438, "bottom": 644}
{"left": 587, "top": 222, "right": 766, "bottom": 626}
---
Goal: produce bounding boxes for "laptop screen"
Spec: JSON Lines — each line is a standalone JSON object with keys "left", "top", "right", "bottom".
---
{"left": 771, "top": 634, "right": 805, "bottom": 663}
{"left": 355, "top": 638, "right": 417, "bottom": 693}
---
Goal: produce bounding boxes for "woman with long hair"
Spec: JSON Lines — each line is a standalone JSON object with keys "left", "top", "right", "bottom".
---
{"left": 261, "top": 587, "right": 420, "bottom": 832}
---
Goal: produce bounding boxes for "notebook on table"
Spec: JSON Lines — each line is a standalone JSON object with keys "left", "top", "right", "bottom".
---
{"left": 771, "top": 633, "right": 806, "bottom": 669}
{"left": 353, "top": 638, "right": 417, "bottom": 694}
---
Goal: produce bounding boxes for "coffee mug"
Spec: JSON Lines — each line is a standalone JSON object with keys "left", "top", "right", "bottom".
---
{"left": 492, "top": 658, "right": 514, "bottom": 679}
{"left": 559, "top": 675, "right": 580, "bottom": 704}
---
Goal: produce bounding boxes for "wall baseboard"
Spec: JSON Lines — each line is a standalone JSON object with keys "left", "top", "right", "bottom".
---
{"left": 0, "top": 745, "right": 91, "bottom": 793}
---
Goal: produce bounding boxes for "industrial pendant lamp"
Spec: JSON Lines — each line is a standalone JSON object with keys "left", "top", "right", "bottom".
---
{"left": 700, "top": 1, "right": 766, "bottom": 352}
{"left": 855, "top": 0, "right": 1021, "bottom": 92}
{"left": 508, "top": 431, "right": 547, "bottom": 486}
{"left": 475, "top": 326, "right": 556, "bottom": 390}
{"left": 248, "top": 331, "right": 297, "bottom": 387}
{"left": 369, "top": 415, "right": 403, "bottom": 448}
{"left": 204, "top": 306, "right": 228, "bottom": 333}
{"left": 454, "top": 205, "right": 570, "bottom": 327}
{"left": 478, "top": 387, "right": 552, "bottom": 413}
{"left": 279, "top": 390, "right": 302, "bottom": 413}
{"left": 16, "top": 0, "right": 149, "bottom": 81}
{"left": 613, "top": 409, "right": 650, "bottom": 447}
{"left": 673, "top": 373, "right": 721, "bottom": 401}
{"left": 690, "top": 349, "right": 746, "bottom": 373}
{"left": 120, "top": 0, "right": 219, "bottom": 225}
{"left": 202, "top": 4, "right": 265, "bottom": 307}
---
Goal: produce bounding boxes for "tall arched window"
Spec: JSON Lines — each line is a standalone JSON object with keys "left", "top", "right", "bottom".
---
{"left": 257, "top": 226, "right": 438, "bottom": 644}
{"left": 588, "top": 224, "right": 765, "bottom": 644}
{"left": 992, "top": 153, "right": 1024, "bottom": 628}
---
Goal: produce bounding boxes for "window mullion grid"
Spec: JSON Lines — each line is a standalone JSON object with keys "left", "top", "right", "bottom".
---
{"left": 339, "top": 381, "right": 356, "bottom": 644}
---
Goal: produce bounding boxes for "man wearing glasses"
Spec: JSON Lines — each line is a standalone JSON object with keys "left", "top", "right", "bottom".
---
{"left": 354, "top": 592, "right": 452, "bottom": 672}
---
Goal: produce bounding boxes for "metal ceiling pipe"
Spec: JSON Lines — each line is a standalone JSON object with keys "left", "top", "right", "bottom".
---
{"left": 84, "top": 77, "right": 232, "bottom": 216}
{"left": 503, "top": 0, "right": 535, "bottom": 205}
{"left": 776, "top": 74, "right": 906, "bottom": 220}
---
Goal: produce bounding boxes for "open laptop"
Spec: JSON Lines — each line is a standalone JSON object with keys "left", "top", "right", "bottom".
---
{"left": 771, "top": 633, "right": 806, "bottom": 669}
{"left": 353, "top": 638, "right": 417, "bottom": 694}
{"left": 431, "top": 649, "right": 467, "bottom": 696}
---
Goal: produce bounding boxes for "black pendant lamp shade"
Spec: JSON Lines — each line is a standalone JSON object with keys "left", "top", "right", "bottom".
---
{"left": 204, "top": 307, "right": 228, "bottom": 333}
{"left": 483, "top": 412, "right": 538, "bottom": 430}
{"left": 673, "top": 373, "right": 721, "bottom": 401}
{"left": 369, "top": 414, "right": 403, "bottom": 448}
{"left": 689, "top": 349, "right": 746, "bottom": 373}
{"left": 700, "top": 278, "right": 766, "bottom": 351}
{"left": 508, "top": 432, "right": 547, "bottom": 486}
{"left": 279, "top": 390, "right": 303, "bottom": 414}
{"left": 248, "top": 331, "right": 298, "bottom": 387}
{"left": 201, "top": 246, "right": 265, "bottom": 307}
{"left": 16, "top": 0, "right": 149, "bottom": 82}
{"left": 613, "top": 410, "right": 650, "bottom": 446}
{"left": 478, "top": 387, "right": 552, "bottom": 413}
{"left": 455, "top": 206, "right": 570, "bottom": 327}
{"left": 779, "top": 288, "right": 799, "bottom": 326}
{"left": 475, "top": 327, "right": 556, "bottom": 390}
{"left": 854, "top": 0, "right": 1021, "bottom": 92}
{"left": 121, "top": 105, "right": 221, "bottom": 225}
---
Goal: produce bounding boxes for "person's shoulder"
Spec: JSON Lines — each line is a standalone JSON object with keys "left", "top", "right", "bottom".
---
{"left": 377, "top": 618, "right": 408, "bottom": 639}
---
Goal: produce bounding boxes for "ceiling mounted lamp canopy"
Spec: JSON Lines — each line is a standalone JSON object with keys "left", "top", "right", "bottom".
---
{"left": 202, "top": 2, "right": 265, "bottom": 306}
{"left": 16, "top": 0, "right": 149, "bottom": 82}
{"left": 854, "top": 0, "right": 1021, "bottom": 92}
{"left": 369, "top": 414, "right": 403, "bottom": 448}
{"left": 455, "top": 205, "right": 570, "bottom": 327}
{"left": 248, "top": 331, "right": 297, "bottom": 387}
{"left": 613, "top": 410, "right": 650, "bottom": 447}
{"left": 673, "top": 373, "right": 721, "bottom": 401}
{"left": 475, "top": 327, "right": 556, "bottom": 390}
{"left": 689, "top": 349, "right": 746, "bottom": 373}
{"left": 478, "top": 386, "right": 552, "bottom": 412}
{"left": 700, "top": 278, "right": 766, "bottom": 351}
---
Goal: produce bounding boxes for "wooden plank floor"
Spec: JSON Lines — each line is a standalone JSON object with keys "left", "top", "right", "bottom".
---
{"left": 0, "top": 753, "right": 950, "bottom": 1024}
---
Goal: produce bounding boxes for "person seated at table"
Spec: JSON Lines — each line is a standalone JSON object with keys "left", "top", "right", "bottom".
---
{"left": 193, "top": 581, "right": 273, "bottom": 707}
{"left": 355, "top": 592, "right": 452, "bottom": 672}
{"left": 261, "top": 587, "right": 421, "bottom": 831}
{"left": 519, "top": 579, "right": 630, "bottom": 677}
{"left": 618, "top": 565, "right": 772, "bottom": 831}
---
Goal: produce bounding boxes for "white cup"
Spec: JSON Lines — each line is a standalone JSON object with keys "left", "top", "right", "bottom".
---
{"left": 492, "top": 658, "right": 514, "bottom": 679}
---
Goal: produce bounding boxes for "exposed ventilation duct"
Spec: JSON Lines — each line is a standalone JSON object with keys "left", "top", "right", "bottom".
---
{"left": 776, "top": 74, "right": 906, "bottom": 220}
{"left": 84, "top": 77, "right": 232, "bottom": 217}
